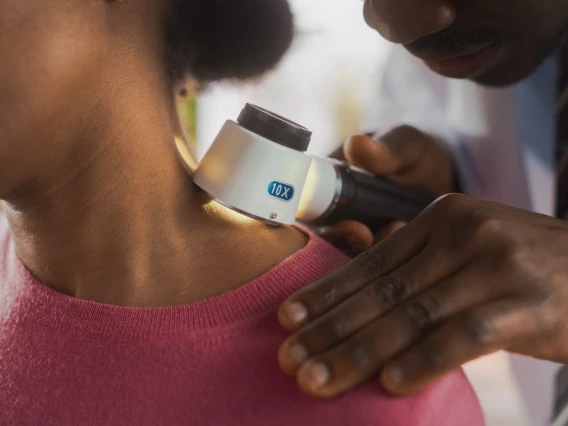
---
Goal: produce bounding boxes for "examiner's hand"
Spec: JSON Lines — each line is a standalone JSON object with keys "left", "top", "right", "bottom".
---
{"left": 279, "top": 194, "right": 568, "bottom": 398}
{"left": 318, "top": 126, "right": 456, "bottom": 252}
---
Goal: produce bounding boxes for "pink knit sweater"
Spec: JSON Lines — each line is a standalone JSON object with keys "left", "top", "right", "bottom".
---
{"left": 0, "top": 215, "right": 484, "bottom": 425}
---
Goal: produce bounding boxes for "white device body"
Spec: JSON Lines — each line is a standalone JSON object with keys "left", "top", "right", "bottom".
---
{"left": 193, "top": 111, "right": 432, "bottom": 228}
{"left": 193, "top": 120, "right": 313, "bottom": 225}
{"left": 296, "top": 156, "right": 341, "bottom": 222}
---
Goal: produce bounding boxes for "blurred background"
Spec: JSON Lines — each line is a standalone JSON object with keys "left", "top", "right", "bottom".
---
{"left": 182, "top": 0, "right": 532, "bottom": 425}
{"left": 193, "top": 0, "right": 388, "bottom": 159}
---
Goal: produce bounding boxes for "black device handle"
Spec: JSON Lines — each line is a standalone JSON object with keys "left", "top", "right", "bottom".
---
{"left": 319, "top": 165, "right": 437, "bottom": 232}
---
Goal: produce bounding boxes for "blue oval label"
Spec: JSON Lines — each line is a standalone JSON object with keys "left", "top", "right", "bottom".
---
{"left": 267, "top": 181, "right": 295, "bottom": 202}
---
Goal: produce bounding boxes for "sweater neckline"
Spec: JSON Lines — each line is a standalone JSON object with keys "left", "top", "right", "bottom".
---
{"left": 4, "top": 227, "right": 347, "bottom": 338}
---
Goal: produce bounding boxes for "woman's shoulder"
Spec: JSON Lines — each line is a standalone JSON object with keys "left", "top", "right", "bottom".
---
{"left": 338, "top": 369, "right": 484, "bottom": 426}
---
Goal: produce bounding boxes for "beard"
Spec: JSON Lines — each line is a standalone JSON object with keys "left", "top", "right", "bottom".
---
{"left": 474, "top": 28, "right": 568, "bottom": 87}
{"left": 406, "top": 24, "right": 568, "bottom": 87}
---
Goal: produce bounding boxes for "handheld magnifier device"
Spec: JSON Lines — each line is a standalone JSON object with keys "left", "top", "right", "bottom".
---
{"left": 193, "top": 104, "right": 435, "bottom": 228}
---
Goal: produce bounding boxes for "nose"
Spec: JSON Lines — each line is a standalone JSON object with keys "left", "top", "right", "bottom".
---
{"left": 364, "top": 0, "right": 456, "bottom": 44}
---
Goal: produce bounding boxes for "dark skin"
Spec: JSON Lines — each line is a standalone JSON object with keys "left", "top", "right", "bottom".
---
{"left": 0, "top": 0, "right": 305, "bottom": 308}
{"left": 278, "top": 0, "right": 568, "bottom": 398}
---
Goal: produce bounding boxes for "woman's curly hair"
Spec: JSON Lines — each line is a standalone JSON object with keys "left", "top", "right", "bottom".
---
{"left": 165, "top": 0, "right": 294, "bottom": 83}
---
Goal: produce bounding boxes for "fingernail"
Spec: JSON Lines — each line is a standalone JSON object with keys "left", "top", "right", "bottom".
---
{"left": 307, "top": 362, "right": 331, "bottom": 388}
{"left": 346, "top": 235, "right": 366, "bottom": 251}
{"left": 314, "top": 226, "right": 331, "bottom": 237}
{"left": 288, "top": 343, "right": 309, "bottom": 363}
{"left": 286, "top": 302, "right": 308, "bottom": 324}
{"left": 385, "top": 366, "right": 404, "bottom": 386}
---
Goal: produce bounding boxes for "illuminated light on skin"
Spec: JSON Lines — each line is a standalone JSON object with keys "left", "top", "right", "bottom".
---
{"left": 174, "top": 136, "right": 199, "bottom": 174}
{"left": 173, "top": 136, "right": 258, "bottom": 226}
{"left": 202, "top": 198, "right": 259, "bottom": 226}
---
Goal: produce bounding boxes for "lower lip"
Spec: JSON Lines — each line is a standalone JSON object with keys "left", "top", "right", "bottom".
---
{"left": 422, "top": 45, "right": 500, "bottom": 79}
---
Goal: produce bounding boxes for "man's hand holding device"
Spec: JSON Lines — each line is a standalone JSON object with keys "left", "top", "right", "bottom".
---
{"left": 318, "top": 126, "right": 456, "bottom": 253}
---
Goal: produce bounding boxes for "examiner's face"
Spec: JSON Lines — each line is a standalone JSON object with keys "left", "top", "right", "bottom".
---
{"left": 363, "top": 0, "right": 568, "bottom": 86}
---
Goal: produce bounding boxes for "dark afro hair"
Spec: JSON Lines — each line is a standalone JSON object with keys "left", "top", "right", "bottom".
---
{"left": 165, "top": 0, "right": 294, "bottom": 83}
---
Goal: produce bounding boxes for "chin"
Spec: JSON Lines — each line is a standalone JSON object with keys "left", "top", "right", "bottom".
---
{"left": 471, "top": 69, "right": 529, "bottom": 88}
{"left": 472, "top": 42, "right": 560, "bottom": 88}
{"left": 471, "top": 62, "right": 538, "bottom": 87}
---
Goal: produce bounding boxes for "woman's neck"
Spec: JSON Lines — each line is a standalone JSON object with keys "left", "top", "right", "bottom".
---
{"left": 3, "top": 89, "right": 307, "bottom": 308}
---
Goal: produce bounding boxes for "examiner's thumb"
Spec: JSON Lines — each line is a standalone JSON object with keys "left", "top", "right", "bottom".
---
{"left": 314, "top": 220, "right": 374, "bottom": 254}
{"left": 344, "top": 134, "right": 402, "bottom": 176}
{"left": 344, "top": 128, "right": 427, "bottom": 178}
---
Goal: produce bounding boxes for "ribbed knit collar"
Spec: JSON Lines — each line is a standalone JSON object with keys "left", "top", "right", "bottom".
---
{"left": 1, "top": 222, "right": 347, "bottom": 338}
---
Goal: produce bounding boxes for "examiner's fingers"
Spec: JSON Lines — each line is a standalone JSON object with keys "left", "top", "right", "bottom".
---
{"left": 380, "top": 299, "right": 529, "bottom": 395}
{"left": 314, "top": 220, "right": 374, "bottom": 252}
{"left": 278, "top": 245, "right": 471, "bottom": 376}
{"left": 344, "top": 134, "right": 403, "bottom": 176}
{"left": 373, "top": 220, "right": 407, "bottom": 244}
{"left": 285, "top": 262, "right": 508, "bottom": 398}
{"left": 279, "top": 209, "right": 433, "bottom": 332}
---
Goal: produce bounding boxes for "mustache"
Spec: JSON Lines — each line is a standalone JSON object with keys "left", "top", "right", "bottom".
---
{"left": 407, "top": 27, "right": 520, "bottom": 55}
